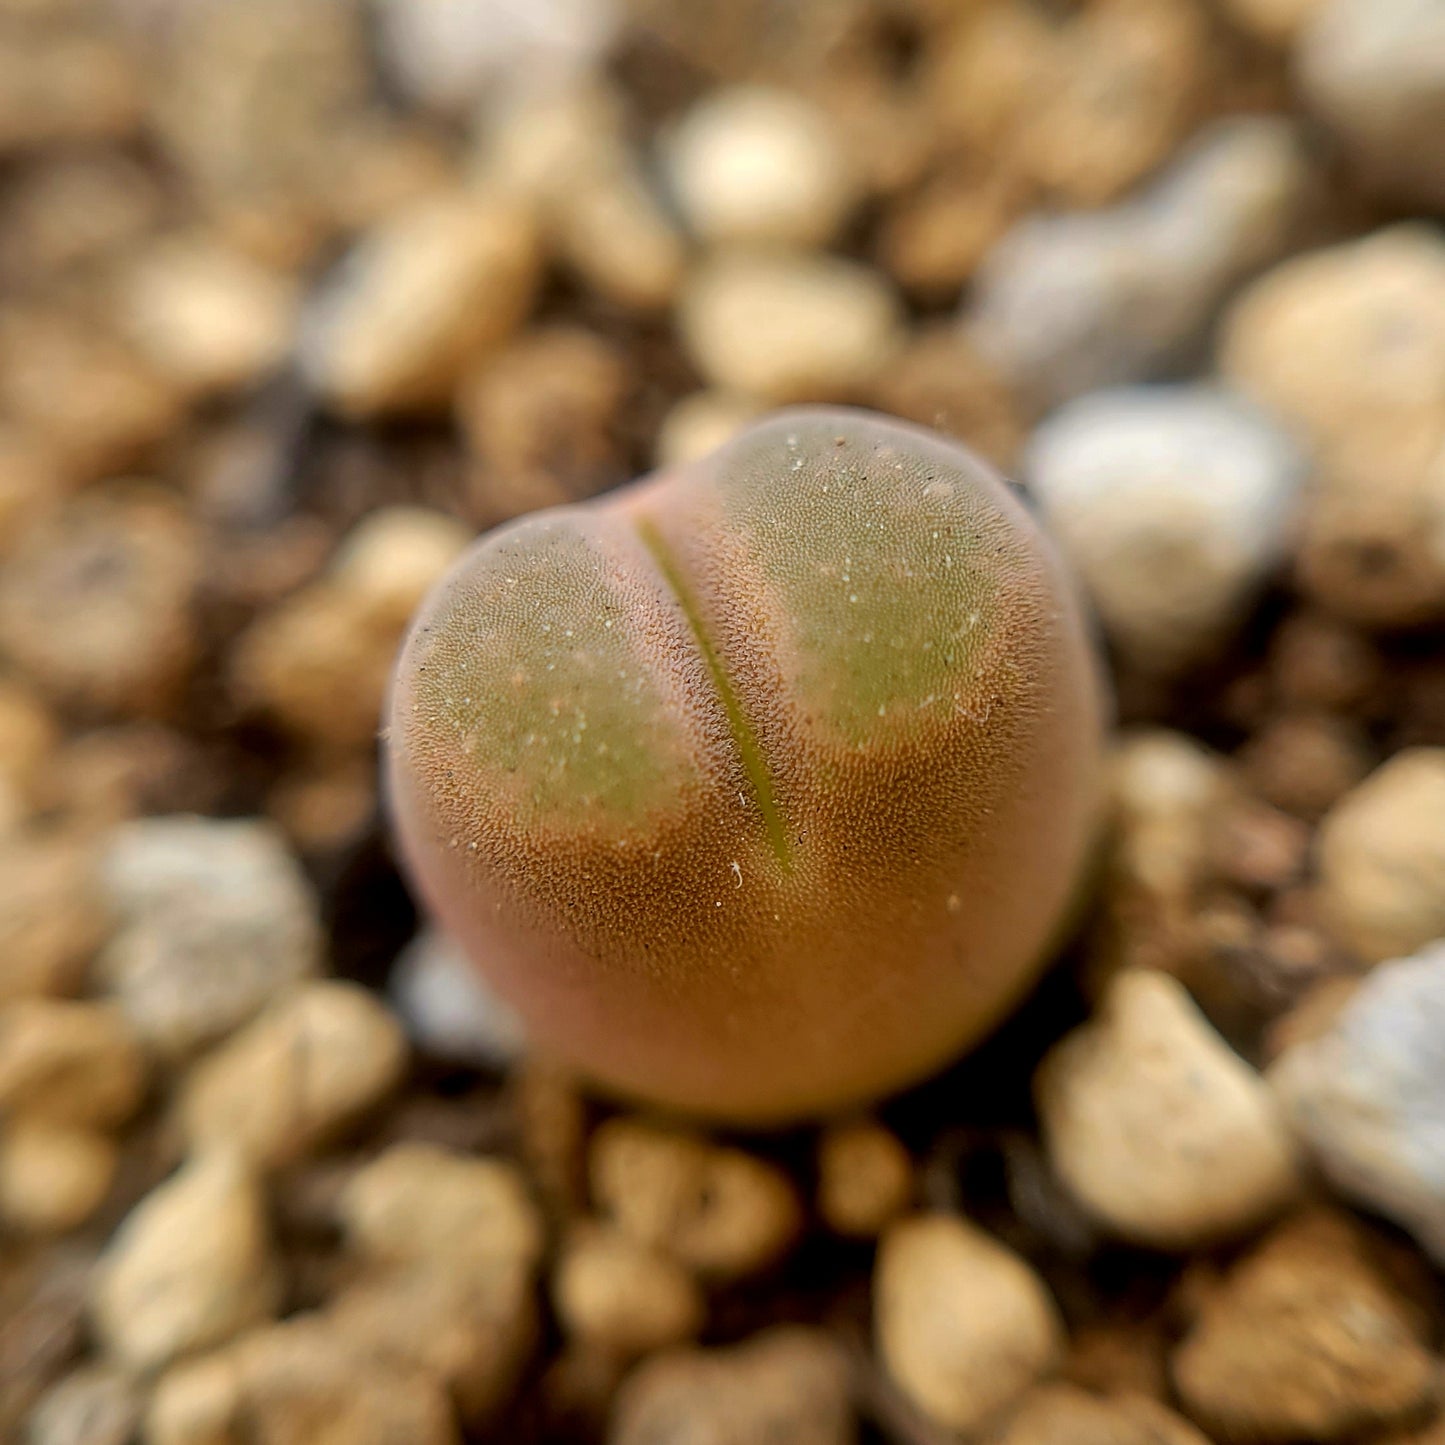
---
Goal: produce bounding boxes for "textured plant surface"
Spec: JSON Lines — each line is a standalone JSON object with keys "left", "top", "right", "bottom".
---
{"left": 387, "top": 408, "right": 1105, "bottom": 1121}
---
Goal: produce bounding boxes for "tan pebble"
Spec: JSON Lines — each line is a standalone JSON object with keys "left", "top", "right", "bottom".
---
{"left": 0, "top": 484, "right": 198, "bottom": 716}
{"left": 266, "top": 758, "right": 377, "bottom": 856}
{"left": 590, "top": 1117, "right": 802, "bottom": 1282}
{"left": 325, "top": 1262, "right": 536, "bottom": 1424}
{"left": 1221, "top": 222, "right": 1445, "bottom": 461}
{"left": 1317, "top": 749, "right": 1445, "bottom": 964}
{"left": 340, "top": 1141, "right": 544, "bottom": 1273}
{"left": 1269, "top": 610, "right": 1385, "bottom": 712}
{"left": 1172, "top": 1210, "right": 1437, "bottom": 1441}
{"left": 458, "top": 326, "right": 630, "bottom": 522}
{"left": 679, "top": 250, "right": 905, "bottom": 403}
{"left": 1036, "top": 970, "right": 1299, "bottom": 1249}
{"left": 880, "top": 167, "right": 1026, "bottom": 300}
{"left": 1220, "top": 0, "right": 1328, "bottom": 43}
{"left": 0, "top": 831, "right": 107, "bottom": 1003}
{"left": 91, "top": 1152, "right": 279, "bottom": 1372}
{"left": 1207, "top": 797, "right": 1310, "bottom": 894}
{"left": 870, "top": 325, "right": 1026, "bottom": 469}
{"left": 0, "top": 999, "right": 145, "bottom": 1129}
{"left": 993, "top": 1382, "right": 1211, "bottom": 1445}
{"left": 299, "top": 193, "right": 541, "bottom": 417}
{"left": 0, "top": 310, "right": 182, "bottom": 483}
{"left": 232, "top": 508, "right": 469, "bottom": 752}
{"left": 553, "top": 1222, "right": 704, "bottom": 1359}
{"left": 0, "top": 20, "right": 139, "bottom": 152}
{"left": 0, "top": 424, "right": 66, "bottom": 549}
{"left": 114, "top": 234, "right": 298, "bottom": 397}
{"left": 149, "top": 1317, "right": 459, "bottom": 1445}
{"left": 611, "top": 1326, "right": 852, "bottom": 1445}
{"left": 817, "top": 1119, "right": 913, "bottom": 1238}
{"left": 27, "top": 1363, "right": 144, "bottom": 1445}
{"left": 875, "top": 1212, "right": 1063, "bottom": 1434}
{"left": 1240, "top": 712, "right": 1373, "bottom": 821}
{"left": 663, "top": 85, "right": 860, "bottom": 248}
{"left": 0, "top": 676, "right": 56, "bottom": 819}
{"left": 178, "top": 982, "right": 407, "bottom": 1170}
{"left": 654, "top": 391, "right": 765, "bottom": 470}
{"left": 0, "top": 1121, "right": 117, "bottom": 1235}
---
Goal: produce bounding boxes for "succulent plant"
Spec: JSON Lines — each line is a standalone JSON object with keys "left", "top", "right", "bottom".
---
{"left": 387, "top": 408, "right": 1105, "bottom": 1122}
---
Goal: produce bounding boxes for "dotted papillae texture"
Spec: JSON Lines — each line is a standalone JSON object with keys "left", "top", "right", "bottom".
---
{"left": 388, "top": 408, "right": 1105, "bottom": 1121}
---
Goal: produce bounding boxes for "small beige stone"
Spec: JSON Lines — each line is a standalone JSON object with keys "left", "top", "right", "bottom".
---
{"left": 148, "top": 1318, "right": 459, "bottom": 1445}
{"left": 0, "top": 999, "right": 145, "bottom": 1129}
{"left": 340, "top": 1142, "right": 544, "bottom": 1274}
{"left": 875, "top": 1212, "right": 1063, "bottom": 1434}
{"left": 0, "top": 484, "right": 198, "bottom": 716}
{"left": 91, "top": 1152, "right": 279, "bottom": 1372}
{"left": 0, "top": 1120, "right": 116, "bottom": 1234}
{"left": 1172, "top": 1211, "right": 1437, "bottom": 1441}
{"left": 115, "top": 234, "right": 297, "bottom": 397}
{"left": 1221, "top": 0, "right": 1328, "bottom": 43}
{"left": 178, "top": 982, "right": 407, "bottom": 1170}
{"left": 27, "top": 1364, "right": 144, "bottom": 1445}
{"left": 1317, "top": 750, "right": 1445, "bottom": 964}
{"left": 0, "top": 831, "right": 106, "bottom": 1004}
{"left": 654, "top": 391, "right": 765, "bottom": 470}
{"left": 231, "top": 508, "right": 470, "bottom": 752}
{"left": 610, "top": 1326, "right": 852, "bottom": 1445}
{"left": 679, "top": 250, "right": 905, "bottom": 403}
{"left": 817, "top": 1119, "right": 913, "bottom": 1238}
{"left": 590, "top": 1117, "right": 802, "bottom": 1282}
{"left": 325, "top": 1263, "right": 536, "bottom": 1424}
{"left": 299, "top": 192, "right": 541, "bottom": 417}
{"left": 0, "top": 675, "right": 56, "bottom": 822}
{"left": 1036, "top": 970, "right": 1299, "bottom": 1249}
{"left": 663, "top": 85, "right": 859, "bottom": 248}
{"left": 553, "top": 1222, "right": 704, "bottom": 1359}
{"left": 993, "top": 1383, "right": 1211, "bottom": 1445}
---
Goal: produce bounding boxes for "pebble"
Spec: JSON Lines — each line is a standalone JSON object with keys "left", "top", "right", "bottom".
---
{"left": 1316, "top": 750, "right": 1445, "bottom": 964}
{"left": 678, "top": 249, "right": 905, "bottom": 403}
{"left": 27, "top": 1365, "right": 143, "bottom": 1445}
{"left": 388, "top": 929, "right": 529, "bottom": 1069}
{"left": 875, "top": 1212, "right": 1063, "bottom": 1434}
{"left": 1271, "top": 940, "right": 1445, "bottom": 1263}
{"left": 0, "top": 1121, "right": 116, "bottom": 1236}
{"left": 1299, "top": 0, "right": 1445, "bottom": 209}
{"left": 552, "top": 1223, "right": 704, "bottom": 1360}
{"left": 1036, "top": 970, "right": 1299, "bottom": 1249}
{"left": 457, "top": 325, "right": 629, "bottom": 523}
{"left": 1220, "top": 0, "right": 1328, "bottom": 42}
{"left": 1221, "top": 226, "right": 1445, "bottom": 626}
{"left": 1172, "top": 1210, "right": 1437, "bottom": 1441}
{"left": 0, "top": 18, "right": 139, "bottom": 154}
{"left": 476, "top": 79, "right": 685, "bottom": 313}
{"left": 324, "top": 1261, "right": 536, "bottom": 1425}
{"left": 0, "top": 999, "right": 146, "bottom": 1130}
{"left": 340, "top": 1142, "right": 544, "bottom": 1275}
{"left": 0, "top": 676, "right": 56, "bottom": 828}
{"left": 148, "top": 1317, "right": 460, "bottom": 1445}
{"left": 1240, "top": 711, "right": 1373, "bottom": 821}
{"left": 232, "top": 508, "right": 471, "bottom": 753}
{"left": 178, "top": 982, "right": 408, "bottom": 1170}
{"left": 969, "top": 116, "right": 1310, "bottom": 410}
{"left": 995, "top": 1383, "right": 1212, "bottom": 1445}
{"left": 610, "top": 1326, "right": 852, "bottom": 1445}
{"left": 96, "top": 815, "right": 321, "bottom": 1059}
{"left": 0, "top": 484, "right": 198, "bottom": 716}
{"left": 654, "top": 391, "right": 765, "bottom": 470}
{"left": 91, "top": 1152, "right": 279, "bottom": 1372}
{"left": 1026, "top": 386, "right": 1304, "bottom": 674}
{"left": 590, "top": 1118, "right": 802, "bottom": 1282}
{"left": 663, "top": 85, "right": 860, "bottom": 248}
{"left": 299, "top": 193, "right": 541, "bottom": 418}
{"left": 0, "top": 308, "right": 183, "bottom": 484}
{"left": 0, "top": 832, "right": 107, "bottom": 1004}
{"left": 113, "top": 234, "right": 297, "bottom": 398}
{"left": 375, "top": 0, "right": 620, "bottom": 114}
{"left": 816, "top": 1119, "right": 914, "bottom": 1238}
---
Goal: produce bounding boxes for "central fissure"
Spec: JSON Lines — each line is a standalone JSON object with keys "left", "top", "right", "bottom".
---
{"left": 633, "top": 515, "right": 793, "bottom": 872}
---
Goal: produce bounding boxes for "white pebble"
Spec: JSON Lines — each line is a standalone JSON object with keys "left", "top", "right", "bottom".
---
{"left": 1026, "top": 385, "right": 1305, "bottom": 673}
